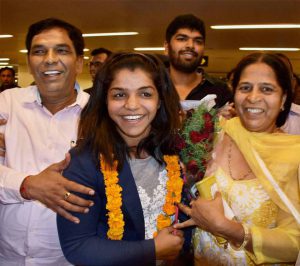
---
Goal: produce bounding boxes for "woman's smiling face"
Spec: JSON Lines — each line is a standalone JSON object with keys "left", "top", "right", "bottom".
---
{"left": 107, "top": 67, "right": 160, "bottom": 147}
{"left": 234, "top": 62, "right": 286, "bottom": 133}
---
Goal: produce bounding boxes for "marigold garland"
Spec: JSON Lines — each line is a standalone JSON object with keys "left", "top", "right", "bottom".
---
{"left": 100, "top": 154, "right": 183, "bottom": 240}
{"left": 100, "top": 155, "right": 124, "bottom": 240}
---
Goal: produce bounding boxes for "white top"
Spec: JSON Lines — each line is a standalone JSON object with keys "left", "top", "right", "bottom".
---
{"left": 0, "top": 86, "right": 89, "bottom": 265}
{"left": 282, "top": 103, "right": 300, "bottom": 135}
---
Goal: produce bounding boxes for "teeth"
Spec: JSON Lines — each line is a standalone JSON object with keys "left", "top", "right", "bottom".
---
{"left": 246, "top": 108, "right": 263, "bottom": 114}
{"left": 123, "top": 115, "right": 143, "bottom": 120}
{"left": 44, "top": 70, "right": 61, "bottom": 75}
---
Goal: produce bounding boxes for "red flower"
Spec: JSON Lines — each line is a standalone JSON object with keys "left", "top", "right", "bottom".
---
{"left": 186, "top": 160, "right": 199, "bottom": 175}
{"left": 190, "top": 131, "right": 209, "bottom": 144}
{"left": 174, "top": 133, "right": 187, "bottom": 150}
{"left": 203, "top": 113, "right": 214, "bottom": 132}
{"left": 196, "top": 171, "right": 205, "bottom": 181}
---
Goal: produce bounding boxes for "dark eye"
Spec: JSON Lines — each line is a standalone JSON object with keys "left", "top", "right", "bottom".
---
{"left": 237, "top": 84, "right": 251, "bottom": 92}
{"left": 261, "top": 86, "right": 274, "bottom": 93}
{"left": 141, "top": 91, "right": 152, "bottom": 97}
{"left": 56, "top": 48, "right": 70, "bottom": 54}
{"left": 194, "top": 39, "right": 204, "bottom": 45}
{"left": 176, "top": 36, "right": 187, "bottom": 42}
{"left": 113, "top": 92, "right": 126, "bottom": 98}
{"left": 31, "top": 49, "right": 46, "bottom": 55}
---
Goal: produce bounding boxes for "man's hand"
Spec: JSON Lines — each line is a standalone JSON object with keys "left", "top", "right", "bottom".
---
{"left": 0, "top": 119, "right": 6, "bottom": 157}
{"left": 22, "top": 153, "right": 95, "bottom": 224}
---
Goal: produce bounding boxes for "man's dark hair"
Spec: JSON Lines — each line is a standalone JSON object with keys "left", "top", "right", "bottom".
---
{"left": 25, "top": 18, "right": 84, "bottom": 56}
{"left": 0, "top": 67, "right": 15, "bottom": 77}
{"left": 91, "top": 47, "right": 112, "bottom": 57}
{"left": 165, "top": 14, "right": 206, "bottom": 43}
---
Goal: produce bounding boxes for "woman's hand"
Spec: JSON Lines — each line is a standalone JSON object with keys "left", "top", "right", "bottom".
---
{"left": 174, "top": 192, "right": 227, "bottom": 235}
{"left": 154, "top": 226, "right": 184, "bottom": 260}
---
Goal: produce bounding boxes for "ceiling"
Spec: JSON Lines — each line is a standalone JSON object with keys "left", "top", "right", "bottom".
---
{"left": 1, "top": 0, "right": 300, "bottom": 75}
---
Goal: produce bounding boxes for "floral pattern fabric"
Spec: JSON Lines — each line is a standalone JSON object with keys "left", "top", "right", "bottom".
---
{"left": 193, "top": 167, "right": 285, "bottom": 266}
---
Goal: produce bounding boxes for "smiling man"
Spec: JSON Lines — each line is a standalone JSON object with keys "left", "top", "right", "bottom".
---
{"left": 0, "top": 18, "right": 95, "bottom": 265}
{"left": 164, "top": 14, "right": 232, "bottom": 108}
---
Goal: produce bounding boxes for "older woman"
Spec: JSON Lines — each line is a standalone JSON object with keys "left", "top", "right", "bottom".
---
{"left": 176, "top": 53, "right": 300, "bottom": 265}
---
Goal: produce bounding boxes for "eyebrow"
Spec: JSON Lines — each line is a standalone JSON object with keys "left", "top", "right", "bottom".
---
{"left": 109, "top": 86, "right": 156, "bottom": 91}
{"left": 175, "top": 33, "right": 204, "bottom": 40}
{"left": 30, "top": 44, "right": 72, "bottom": 50}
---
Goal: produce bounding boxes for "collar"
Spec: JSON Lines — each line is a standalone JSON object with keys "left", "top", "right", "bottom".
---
{"left": 290, "top": 103, "right": 300, "bottom": 115}
{"left": 21, "top": 83, "right": 89, "bottom": 110}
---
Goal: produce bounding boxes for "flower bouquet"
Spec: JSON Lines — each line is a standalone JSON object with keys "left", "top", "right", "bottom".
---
{"left": 176, "top": 103, "right": 219, "bottom": 200}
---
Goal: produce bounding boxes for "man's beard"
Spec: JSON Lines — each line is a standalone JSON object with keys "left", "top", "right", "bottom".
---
{"left": 168, "top": 46, "right": 202, "bottom": 73}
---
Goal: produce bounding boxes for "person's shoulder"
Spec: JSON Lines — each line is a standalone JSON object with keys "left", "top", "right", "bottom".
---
{"left": 204, "top": 73, "right": 227, "bottom": 87}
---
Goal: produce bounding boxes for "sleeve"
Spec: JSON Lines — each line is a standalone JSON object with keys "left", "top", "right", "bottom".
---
{"left": 248, "top": 211, "right": 300, "bottom": 264}
{"left": 57, "top": 148, "right": 156, "bottom": 266}
{"left": 0, "top": 92, "right": 29, "bottom": 203}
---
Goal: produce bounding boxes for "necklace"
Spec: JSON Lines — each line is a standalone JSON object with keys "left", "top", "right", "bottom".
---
{"left": 227, "top": 139, "right": 252, "bottom": 180}
{"left": 100, "top": 154, "right": 183, "bottom": 240}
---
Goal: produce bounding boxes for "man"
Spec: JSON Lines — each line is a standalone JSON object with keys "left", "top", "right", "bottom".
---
{"left": 164, "top": 14, "right": 232, "bottom": 108}
{"left": 0, "top": 18, "right": 95, "bottom": 265}
{"left": 85, "top": 47, "right": 112, "bottom": 94}
{"left": 0, "top": 67, "right": 19, "bottom": 92}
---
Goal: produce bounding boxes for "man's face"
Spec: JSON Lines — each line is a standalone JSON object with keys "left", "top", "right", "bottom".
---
{"left": 0, "top": 69, "right": 14, "bottom": 86}
{"left": 165, "top": 28, "right": 205, "bottom": 73}
{"left": 27, "top": 27, "right": 83, "bottom": 99}
{"left": 89, "top": 53, "right": 108, "bottom": 80}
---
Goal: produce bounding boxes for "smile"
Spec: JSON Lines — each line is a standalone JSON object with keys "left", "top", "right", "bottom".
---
{"left": 43, "top": 70, "right": 63, "bottom": 76}
{"left": 246, "top": 108, "right": 264, "bottom": 114}
{"left": 122, "top": 115, "right": 144, "bottom": 121}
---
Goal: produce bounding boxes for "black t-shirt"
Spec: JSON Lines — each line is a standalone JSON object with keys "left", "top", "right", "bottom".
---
{"left": 185, "top": 73, "right": 233, "bottom": 108}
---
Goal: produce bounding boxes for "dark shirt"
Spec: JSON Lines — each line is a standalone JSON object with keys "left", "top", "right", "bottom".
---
{"left": 185, "top": 72, "right": 233, "bottom": 108}
{"left": 0, "top": 84, "right": 20, "bottom": 93}
{"left": 84, "top": 86, "right": 93, "bottom": 95}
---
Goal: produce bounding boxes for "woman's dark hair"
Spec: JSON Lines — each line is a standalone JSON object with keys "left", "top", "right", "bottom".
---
{"left": 78, "top": 52, "right": 181, "bottom": 168}
{"left": 232, "top": 52, "right": 293, "bottom": 127}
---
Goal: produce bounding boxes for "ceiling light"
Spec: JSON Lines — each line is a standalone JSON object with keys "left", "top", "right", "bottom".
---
{"left": 83, "top": 32, "right": 138, "bottom": 37}
{"left": 84, "top": 56, "right": 89, "bottom": 60}
{"left": 239, "top": 47, "right": 300, "bottom": 51}
{"left": 0, "top": 34, "right": 13, "bottom": 38}
{"left": 211, "top": 24, "right": 300, "bottom": 29}
{"left": 19, "top": 49, "right": 28, "bottom": 53}
{"left": 83, "top": 48, "right": 89, "bottom": 52}
{"left": 0, "top": 62, "right": 9, "bottom": 65}
{"left": 134, "top": 47, "right": 165, "bottom": 51}
{"left": 0, "top": 58, "right": 9, "bottom": 61}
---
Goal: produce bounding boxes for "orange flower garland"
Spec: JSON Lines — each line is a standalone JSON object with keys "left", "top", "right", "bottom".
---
{"left": 100, "top": 155, "right": 124, "bottom": 240}
{"left": 100, "top": 154, "right": 183, "bottom": 240}
{"left": 156, "top": 155, "right": 183, "bottom": 234}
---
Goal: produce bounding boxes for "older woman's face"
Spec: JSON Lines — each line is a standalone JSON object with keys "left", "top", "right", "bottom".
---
{"left": 234, "top": 62, "right": 286, "bottom": 133}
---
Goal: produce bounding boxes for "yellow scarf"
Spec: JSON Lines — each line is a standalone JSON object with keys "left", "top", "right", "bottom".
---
{"left": 221, "top": 117, "right": 300, "bottom": 218}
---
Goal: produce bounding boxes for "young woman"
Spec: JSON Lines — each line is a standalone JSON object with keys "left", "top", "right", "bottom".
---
{"left": 57, "top": 53, "right": 185, "bottom": 266}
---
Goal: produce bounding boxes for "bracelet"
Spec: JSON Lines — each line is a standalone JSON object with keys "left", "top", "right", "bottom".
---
{"left": 20, "top": 176, "right": 31, "bottom": 200}
{"left": 231, "top": 223, "right": 251, "bottom": 251}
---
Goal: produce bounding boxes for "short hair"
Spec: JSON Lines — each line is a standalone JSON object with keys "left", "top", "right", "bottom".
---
{"left": 165, "top": 14, "right": 206, "bottom": 43}
{"left": 91, "top": 47, "right": 112, "bottom": 57}
{"left": 25, "top": 18, "right": 84, "bottom": 56}
{"left": 0, "top": 67, "right": 15, "bottom": 77}
{"left": 78, "top": 52, "right": 181, "bottom": 169}
{"left": 232, "top": 52, "right": 293, "bottom": 127}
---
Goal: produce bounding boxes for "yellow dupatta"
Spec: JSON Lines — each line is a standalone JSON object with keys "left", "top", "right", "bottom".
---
{"left": 222, "top": 117, "right": 300, "bottom": 222}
